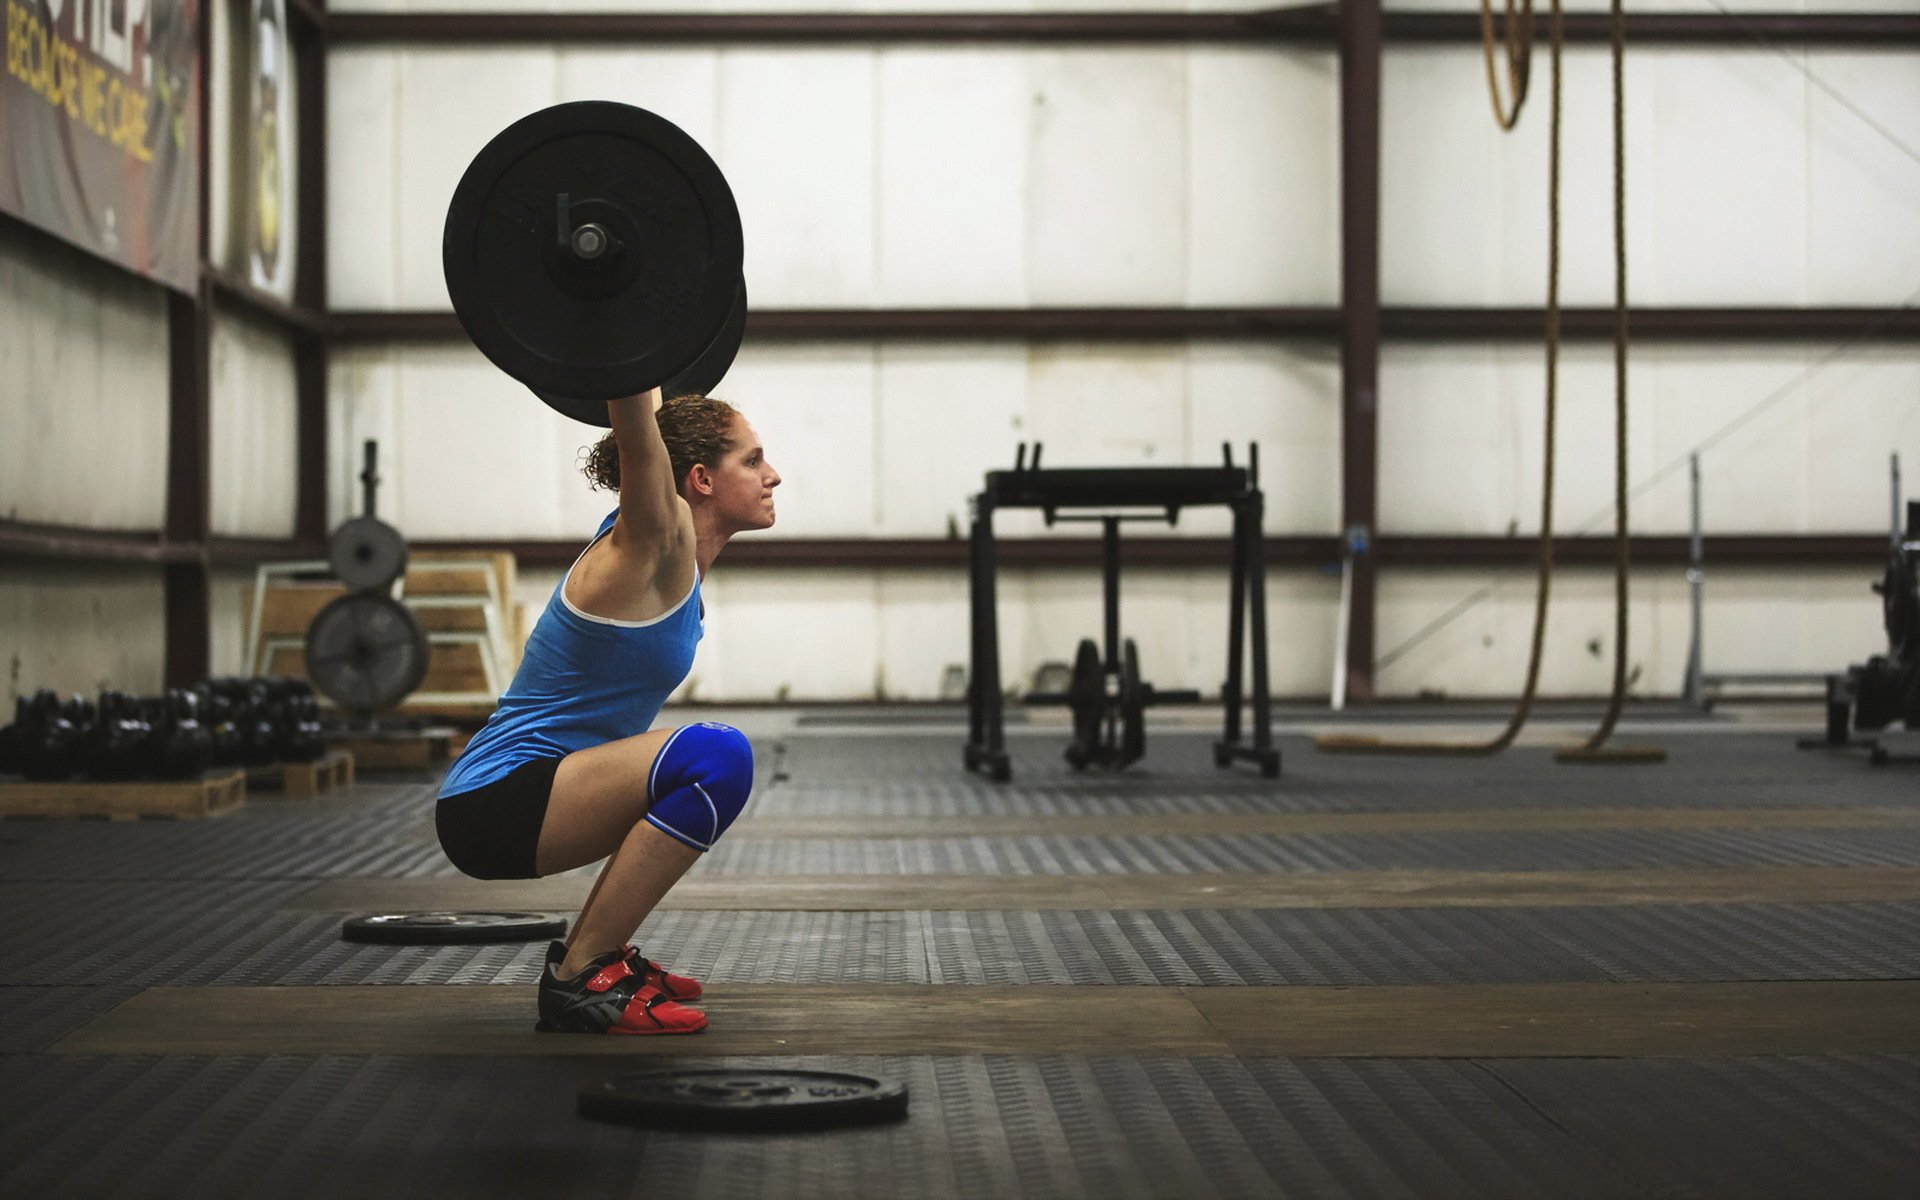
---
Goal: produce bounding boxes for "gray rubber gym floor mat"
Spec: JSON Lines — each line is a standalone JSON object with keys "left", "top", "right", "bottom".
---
{"left": 696, "top": 827, "right": 1920, "bottom": 875}
{"left": 11, "top": 900, "right": 1899, "bottom": 991}
{"left": 0, "top": 786, "right": 449, "bottom": 882}
{"left": 2, "top": 1052, "right": 1913, "bottom": 1200}
{"left": 0, "top": 986, "right": 144, "bottom": 1053}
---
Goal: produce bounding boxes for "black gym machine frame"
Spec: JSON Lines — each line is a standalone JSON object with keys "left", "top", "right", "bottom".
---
{"left": 964, "top": 444, "right": 1282, "bottom": 782}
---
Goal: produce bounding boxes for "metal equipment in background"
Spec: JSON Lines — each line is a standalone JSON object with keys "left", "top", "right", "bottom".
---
{"left": 1820, "top": 492, "right": 1920, "bottom": 764}
{"left": 964, "top": 443, "right": 1280, "bottom": 782}
{"left": 1686, "top": 453, "right": 1905, "bottom": 707}
{"left": 304, "top": 442, "right": 431, "bottom": 718}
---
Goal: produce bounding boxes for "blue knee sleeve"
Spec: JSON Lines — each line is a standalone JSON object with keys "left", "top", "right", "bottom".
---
{"left": 644, "top": 722, "right": 754, "bottom": 852}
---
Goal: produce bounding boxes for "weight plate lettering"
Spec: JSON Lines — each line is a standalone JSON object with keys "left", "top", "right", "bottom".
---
{"left": 329, "top": 516, "right": 408, "bottom": 590}
{"left": 443, "top": 100, "right": 743, "bottom": 404}
{"left": 579, "top": 1069, "right": 910, "bottom": 1132}
{"left": 341, "top": 911, "right": 568, "bottom": 945}
{"left": 304, "top": 592, "right": 429, "bottom": 713}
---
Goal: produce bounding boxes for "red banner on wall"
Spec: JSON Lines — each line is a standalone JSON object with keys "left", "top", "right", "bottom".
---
{"left": 2, "top": 0, "right": 202, "bottom": 293}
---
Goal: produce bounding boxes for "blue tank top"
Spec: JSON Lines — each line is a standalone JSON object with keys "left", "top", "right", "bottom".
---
{"left": 439, "top": 511, "right": 703, "bottom": 796}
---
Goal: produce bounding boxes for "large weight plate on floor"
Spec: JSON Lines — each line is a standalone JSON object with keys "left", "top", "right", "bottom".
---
{"left": 444, "top": 100, "right": 743, "bottom": 406}
{"left": 328, "top": 516, "right": 408, "bottom": 590}
{"left": 579, "top": 1069, "right": 909, "bottom": 1132}
{"left": 304, "top": 592, "right": 429, "bottom": 712}
{"left": 341, "top": 911, "right": 567, "bottom": 945}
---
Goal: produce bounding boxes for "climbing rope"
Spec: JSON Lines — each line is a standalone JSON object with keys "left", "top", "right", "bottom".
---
{"left": 1322, "top": 0, "right": 1659, "bottom": 762}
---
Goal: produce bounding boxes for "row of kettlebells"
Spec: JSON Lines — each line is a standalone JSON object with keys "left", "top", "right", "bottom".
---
{"left": 0, "top": 677, "right": 327, "bottom": 782}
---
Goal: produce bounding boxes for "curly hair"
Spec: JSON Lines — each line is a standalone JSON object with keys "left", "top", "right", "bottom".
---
{"left": 581, "top": 394, "right": 741, "bottom": 494}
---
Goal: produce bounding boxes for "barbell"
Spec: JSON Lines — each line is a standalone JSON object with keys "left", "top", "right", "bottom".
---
{"left": 442, "top": 100, "right": 747, "bottom": 427}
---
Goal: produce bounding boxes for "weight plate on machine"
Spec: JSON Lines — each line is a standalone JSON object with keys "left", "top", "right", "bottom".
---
{"left": 304, "top": 592, "right": 430, "bottom": 713}
{"left": 328, "top": 515, "right": 409, "bottom": 591}
{"left": 1119, "top": 637, "right": 1146, "bottom": 767}
{"left": 579, "top": 1069, "right": 910, "bottom": 1132}
{"left": 1064, "top": 637, "right": 1103, "bottom": 770}
{"left": 534, "top": 278, "right": 749, "bottom": 426}
{"left": 341, "top": 911, "right": 567, "bottom": 945}
{"left": 1878, "top": 548, "right": 1918, "bottom": 659}
{"left": 443, "top": 100, "right": 744, "bottom": 406}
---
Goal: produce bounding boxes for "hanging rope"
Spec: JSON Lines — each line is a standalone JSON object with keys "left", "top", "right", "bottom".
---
{"left": 1479, "top": 0, "right": 1536, "bottom": 129}
{"left": 1558, "top": 0, "right": 1666, "bottom": 764}
{"left": 1317, "top": 0, "right": 1564, "bottom": 757}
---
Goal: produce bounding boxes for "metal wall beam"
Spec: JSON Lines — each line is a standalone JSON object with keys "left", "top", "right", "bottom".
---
{"left": 294, "top": 16, "right": 331, "bottom": 546}
{"left": 1338, "top": 0, "right": 1383, "bottom": 702}
{"left": 327, "top": 8, "right": 1339, "bottom": 45}
{"left": 408, "top": 534, "right": 1889, "bottom": 571}
{"left": 328, "top": 305, "right": 1920, "bottom": 345}
{"left": 322, "top": 9, "right": 1917, "bottom": 48}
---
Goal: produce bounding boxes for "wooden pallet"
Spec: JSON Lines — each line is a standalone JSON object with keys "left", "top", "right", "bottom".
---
{"left": 0, "top": 771, "right": 247, "bottom": 821}
{"left": 331, "top": 730, "right": 454, "bottom": 772}
{"left": 246, "top": 750, "right": 356, "bottom": 798}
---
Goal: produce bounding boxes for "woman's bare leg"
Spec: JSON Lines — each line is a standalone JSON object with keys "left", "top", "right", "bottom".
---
{"left": 538, "top": 726, "right": 703, "bottom": 978}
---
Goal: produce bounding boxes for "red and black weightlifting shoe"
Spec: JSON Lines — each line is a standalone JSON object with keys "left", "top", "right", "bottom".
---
{"left": 536, "top": 947, "right": 707, "bottom": 1036}
{"left": 543, "top": 941, "right": 703, "bottom": 1002}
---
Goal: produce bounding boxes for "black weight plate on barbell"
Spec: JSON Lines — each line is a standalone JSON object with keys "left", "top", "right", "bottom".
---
{"left": 663, "top": 277, "right": 747, "bottom": 401}
{"left": 1064, "top": 637, "right": 1102, "bottom": 770}
{"left": 578, "top": 1069, "right": 909, "bottom": 1132}
{"left": 328, "top": 515, "right": 409, "bottom": 591}
{"left": 304, "top": 592, "right": 429, "bottom": 712}
{"left": 1119, "top": 637, "right": 1146, "bottom": 767}
{"left": 1881, "top": 548, "right": 1918, "bottom": 659}
{"left": 533, "top": 278, "right": 748, "bottom": 426}
{"left": 444, "top": 100, "right": 743, "bottom": 404}
{"left": 341, "top": 911, "right": 568, "bottom": 945}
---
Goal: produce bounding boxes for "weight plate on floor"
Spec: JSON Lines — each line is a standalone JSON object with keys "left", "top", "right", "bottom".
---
{"left": 328, "top": 515, "right": 408, "bottom": 590}
{"left": 578, "top": 1069, "right": 910, "bottom": 1132}
{"left": 443, "top": 100, "right": 744, "bottom": 407}
{"left": 341, "top": 912, "right": 568, "bottom": 945}
{"left": 304, "top": 592, "right": 429, "bottom": 713}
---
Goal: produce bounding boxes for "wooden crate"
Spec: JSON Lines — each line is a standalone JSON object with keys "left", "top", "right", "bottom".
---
{"left": 246, "top": 750, "right": 356, "bottom": 798}
{"left": 0, "top": 771, "right": 247, "bottom": 821}
{"left": 332, "top": 730, "right": 454, "bottom": 772}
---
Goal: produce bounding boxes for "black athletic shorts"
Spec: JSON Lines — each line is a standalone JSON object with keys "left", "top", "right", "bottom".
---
{"left": 435, "top": 756, "right": 564, "bottom": 881}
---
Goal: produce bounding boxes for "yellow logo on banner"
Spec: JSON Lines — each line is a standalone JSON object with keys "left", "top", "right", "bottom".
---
{"left": 6, "top": 0, "right": 155, "bottom": 163}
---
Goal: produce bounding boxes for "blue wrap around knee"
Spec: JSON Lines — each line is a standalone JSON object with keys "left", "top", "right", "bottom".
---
{"left": 644, "top": 722, "right": 754, "bottom": 852}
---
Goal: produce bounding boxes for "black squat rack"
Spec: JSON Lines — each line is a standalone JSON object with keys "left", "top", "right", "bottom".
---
{"left": 963, "top": 443, "right": 1281, "bottom": 782}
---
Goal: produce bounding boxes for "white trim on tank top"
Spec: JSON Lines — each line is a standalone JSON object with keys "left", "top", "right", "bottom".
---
{"left": 558, "top": 525, "right": 700, "bottom": 629}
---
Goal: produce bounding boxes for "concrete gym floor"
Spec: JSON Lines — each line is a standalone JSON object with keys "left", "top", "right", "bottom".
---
{"left": 2, "top": 706, "right": 1917, "bottom": 1199}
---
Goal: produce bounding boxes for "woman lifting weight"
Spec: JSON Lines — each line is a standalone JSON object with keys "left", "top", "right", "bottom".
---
{"left": 434, "top": 388, "right": 780, "bottom": 1035}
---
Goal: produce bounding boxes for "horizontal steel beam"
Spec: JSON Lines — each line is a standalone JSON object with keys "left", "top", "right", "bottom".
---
{"left": 1385, "top": 306, "right": 1920, "bottom": 342}
{"left": 0, "top": 522, "right": 188, "bottom": 565}
{"left": 328, "top": 306, "right": 1920, "bottom": 345}
{"left": 208, "top": 271, "right": 329, "bottom": 336}
{"left": 321, "top": 9, "right": 1917, "bottom": 48}
{"left": 414, "top": 534, "right": 1892, "bottom": 571}
{"left": 1387, "top": 11, "right": 1920, "bottom": 47}
{"left": 8, "top": 523, "right": 1885, "bottom": 571}
{"left": 0, "top": 523, "right": 322, "bottom": 568}
{"left": 326, "top": 8, "right": 1339, "bottom": 46}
